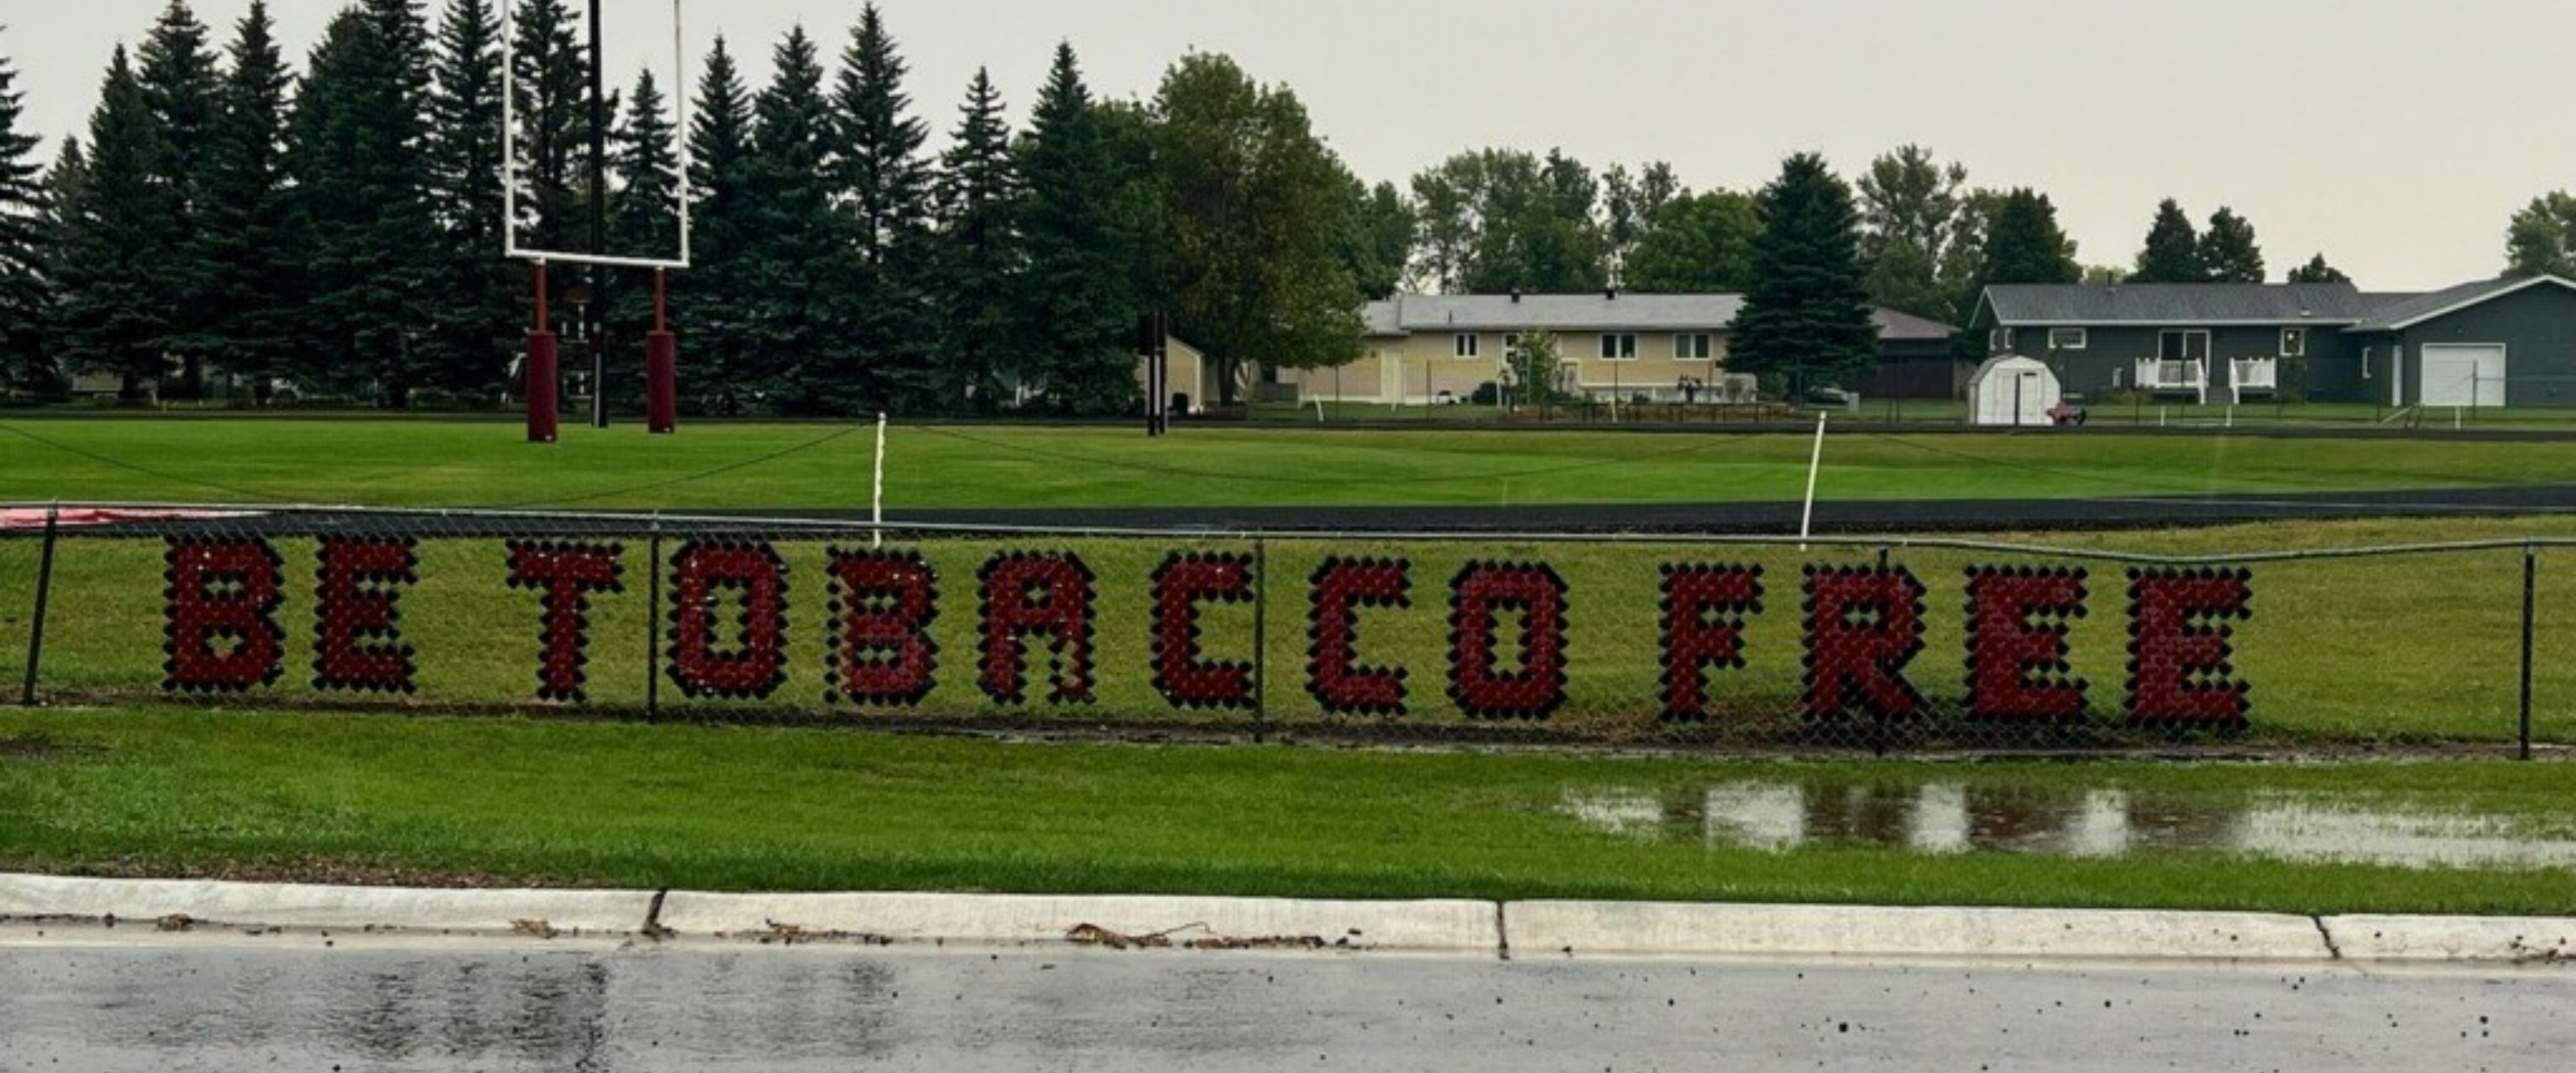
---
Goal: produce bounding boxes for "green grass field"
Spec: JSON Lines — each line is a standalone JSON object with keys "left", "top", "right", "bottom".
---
{"left": 3, "top": 707, "right": 2572, "bottom": 915}
{"left": 7, "top": 417, "right": 2576, "bottom": 509}
{"left": 8, "top": 417, "right": 2576, "bottom": 913}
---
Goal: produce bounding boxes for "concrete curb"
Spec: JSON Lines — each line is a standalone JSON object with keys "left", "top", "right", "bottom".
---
{"left": 1503, "top": 901, "right": 2331, "bottom": 962}
{"left": 9, "top": 875, "right": 2574, "bottom": 964}
{"left": 0, "top": 873, "right": 654, "bottom": 936}
{"left": 2320, "top": 916, "right": 2576, "bottom": 963}
{"left": 653, "top": 891, "right": 1498, "bottom": 952}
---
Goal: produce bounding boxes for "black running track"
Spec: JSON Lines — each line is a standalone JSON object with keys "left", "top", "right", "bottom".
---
{"left": 765, "top": 483, "right": 2576, "bottom": 535}
{"left": 9, "top": 484, "right": 2573, "bottom": 540}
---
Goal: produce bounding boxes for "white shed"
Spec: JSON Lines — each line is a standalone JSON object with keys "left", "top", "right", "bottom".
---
{"left": 1966, "top": 354, "right": 2061, "bottom": 427}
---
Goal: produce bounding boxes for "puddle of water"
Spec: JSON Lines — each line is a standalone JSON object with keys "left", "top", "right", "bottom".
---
{"left": 1561, "top": 780, "right": 2576, "bottom": 870}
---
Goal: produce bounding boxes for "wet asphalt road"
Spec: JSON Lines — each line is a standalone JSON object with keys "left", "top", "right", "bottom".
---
{"left": 3, "top": 929, "right": 2569, "bottom": 1072}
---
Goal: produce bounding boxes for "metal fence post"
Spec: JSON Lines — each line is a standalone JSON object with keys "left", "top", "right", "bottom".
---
{"left": 1252, "top": 536, "right": 1269, "bottom": 744}
{"left": 2521, "top": 543, "right": 2537, "bottom": 760}
{"left": 18, "top": 503, "right": 60, "bottom": 707}
{"left": 645, "top": 518, "right": 664, "bottom": 721}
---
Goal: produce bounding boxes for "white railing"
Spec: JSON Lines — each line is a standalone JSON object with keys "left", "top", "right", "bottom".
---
{"left": 2133, "top": 358, "right": 2209, "bottom": 404}
{"left": 2227, "top": 358, "right": 2278, "bottom": 405}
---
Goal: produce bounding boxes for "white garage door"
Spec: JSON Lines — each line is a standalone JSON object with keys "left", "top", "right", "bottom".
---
{"left": 2420, "top": 344, "right": 2507, "bottom": 407}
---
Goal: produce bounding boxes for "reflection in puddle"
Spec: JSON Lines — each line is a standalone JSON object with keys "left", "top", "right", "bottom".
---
{"left": 1562, "top": 781, "right": 2576, "bottom": 870}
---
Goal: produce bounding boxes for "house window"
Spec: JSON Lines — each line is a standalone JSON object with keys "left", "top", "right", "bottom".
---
{"left": 1989, "top": 327, "right": 2016, "bottom": 353}
{"left": 2047, "top": 327, "right": 2087, "bottom": 351}
{"left": 1599, "top": 333, "right": 1638, "bottom": 360}
{"left": 1453, "top": 333, "right": 1479, "bottom": 358}
{"left": 2281, "top": 328, "right": 2307, "bottom": 358}
{"left": 1674, "top": 333, "right": 1713, "bottom": 360}
{"left": 2362, "top": 346, "right": 2373, "bottom": 379}
{"left": 2157, "top": 329, "right": 2211, "bottom": 361}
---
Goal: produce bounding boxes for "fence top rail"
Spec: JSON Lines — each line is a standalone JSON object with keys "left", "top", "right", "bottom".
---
{"left": 7, "top": 500, "right": 2572, "bottom": 568}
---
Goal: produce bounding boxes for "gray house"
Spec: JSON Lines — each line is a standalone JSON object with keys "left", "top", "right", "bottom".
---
{"left": 1968, "top": 276, "right": 2576, "bottom": 407}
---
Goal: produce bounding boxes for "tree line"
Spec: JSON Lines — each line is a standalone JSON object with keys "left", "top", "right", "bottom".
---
{"left": 0, "top": 0, "right": 1379, "bottom": 413}
{"left": 1, "top": 1, "right": 2528, "bottom": 416}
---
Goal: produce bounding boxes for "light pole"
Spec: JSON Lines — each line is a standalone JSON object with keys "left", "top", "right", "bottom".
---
{"left": 586, "top": 0, "right": 609, "bottom": 429}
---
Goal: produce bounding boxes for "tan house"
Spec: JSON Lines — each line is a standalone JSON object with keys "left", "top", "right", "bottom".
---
{"left": 1277, "top": 292, "right": 1955, "bottom": 405}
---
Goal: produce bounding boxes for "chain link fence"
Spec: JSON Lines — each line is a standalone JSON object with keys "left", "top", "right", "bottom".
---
{"left": 2, "top": 504, "right": 2567, "bottom": 755}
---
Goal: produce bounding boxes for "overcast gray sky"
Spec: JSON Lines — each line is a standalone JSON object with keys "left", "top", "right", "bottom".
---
{"left": 10, "top": 0, "right": 2573, "bottom": 291}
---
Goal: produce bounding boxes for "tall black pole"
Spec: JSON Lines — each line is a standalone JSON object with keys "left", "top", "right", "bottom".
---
{"left": 586, "top": 0, "right": 609, "bottom": 429}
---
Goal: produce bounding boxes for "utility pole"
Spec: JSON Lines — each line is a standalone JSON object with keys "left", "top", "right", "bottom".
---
{"left": 586, "top": 0, "right": 609, "bottom": 429}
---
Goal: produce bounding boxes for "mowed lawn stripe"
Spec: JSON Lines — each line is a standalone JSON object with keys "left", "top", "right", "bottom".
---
{"left": 9, "top": 419, "right": 2576, "bottom": 509}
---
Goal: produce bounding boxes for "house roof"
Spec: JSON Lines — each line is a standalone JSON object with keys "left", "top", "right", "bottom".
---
{"left": 1982, "top": 282, "right": 2377, "bottom": 325}
{"left": 1872, "top": 307, "right": 1956, "bottom": 341}
{"left": 2346, "top": 275, "right": 2576, "bottom": 331}
{"left": 1375, "top": 293, "right": 1744, "bottom": 332}
{"left": 1362, "top": 293, "right": 1955, "bottom": 339}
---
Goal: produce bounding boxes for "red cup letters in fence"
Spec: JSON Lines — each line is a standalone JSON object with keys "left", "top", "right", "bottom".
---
{"left": 1964, "top": 567, "right": 2089, "bottom": 722}
{"left": 1660, "top": 564, "right": 1765, "bottom": 722}
{"left": 1447, "top": 561, "right": 1570, "bottom": 721}
{"left": 827, "top": 549, "right": 939, "bottom": 707}
{"left": 1803, "top": 565, "right": 1929, "bottom": 721}
{"left": 1307, "top": 556, "right": 1411, "bottom": 716}
{"left": 506, "top": 540, "right": 625, "bottom": 703}
{"left": 163, "top": 536, "right": 285, "bottom": 693}
{"left": 978, "top": 552, "right": 1097, "bottom": 705}
{"left": 313, "top": 536, "right": 418, "bottom": 694}
{"left": 2127, "top": 568, "right": 2254, "bottom": 727}
{"left": 1152, "top": 552, "right": 1257, "bottom": 710}
{"left": 666, "top": 540, "right": 790, "bottom": 700}
{"left": 133, "top": 534, "right": 2268, "bottom": 737}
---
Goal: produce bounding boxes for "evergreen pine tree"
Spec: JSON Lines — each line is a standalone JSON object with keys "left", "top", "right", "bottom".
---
{"left": 35, "top": 140, "right": 87, "bottom": 386}
{"left": 287, "top": 1, "right": 442, "bottom": 404}
{"left": 677, "top": 36, "right": 757, "bottom": 414}
{"left": 742, "top": 26, "right": 846, "bottom": 414}
{"left": 931, "top": 67, "right": 1019, "bottom": 412}
{"left": 1014, "top": 43, "right": 1146, "bottom": 413}
{"left": 1726, "top": 152, "right": 1878, "bottom": 393}
{"left": 509, "top": 0, "right": 587, "bottom": 255}
{"left": 198, "top": 0, "right": 296, "bottom": 401}
{"left": 2199, "top": 206, "right": 2265, "bottom": 283}
{"left": 833, "top": 4, "right": 937, "bottom": 412}
{"left": 0, "top": 47, "right": 51, "bottom": 391}
{"left": 422, "top": 0, "right": 515, "bottom": 399}
{"left": 2132, "top": 198, "right": 2206, "bottom": 283}
{"left": 56, "top": 47, "right": 178, "bottom": 400}
{"left": 1980, "top": 189, "right": 2081, "bottom": 286}
{"left": 606, "top": 68, "right": 678, "bottom": 343}
{"left": 137, "top": 0, "right": 225, "bottom": 396}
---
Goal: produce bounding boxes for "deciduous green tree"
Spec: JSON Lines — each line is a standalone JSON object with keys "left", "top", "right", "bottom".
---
{"left": 1150, "top": 52, "right": 1358, "bottom": 404}
{"left": 1622, "top": 189, "right": 1757, "bottom": 294}
{"left": 2503, "top": 192, "right": 2576, "bottom": 279}
{"left": 1726, "top": 152, "right": 1876, "bottom": 391}
{"left": 2199, "top": 206, "right": 2265, "bottom": 283}
{"left": 2286, "top": 252, "right": 2351, "bottom": 284}
{"left": 1856, "top": 144, "right": 1966, "bottom": 321}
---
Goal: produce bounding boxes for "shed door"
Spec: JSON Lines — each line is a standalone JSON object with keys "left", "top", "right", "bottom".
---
{"left": 2420, "top": 344, "right": 2506, "bottom": 407}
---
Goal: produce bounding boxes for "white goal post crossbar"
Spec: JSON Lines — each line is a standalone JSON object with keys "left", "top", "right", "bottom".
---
{"left": 500, "top": 0, "right": 693, "bottom": 270}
